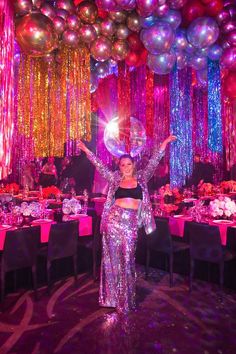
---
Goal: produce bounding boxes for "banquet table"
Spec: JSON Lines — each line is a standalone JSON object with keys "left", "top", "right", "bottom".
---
{"left": 0, "top": 214, "right": 93, "bottom": 250}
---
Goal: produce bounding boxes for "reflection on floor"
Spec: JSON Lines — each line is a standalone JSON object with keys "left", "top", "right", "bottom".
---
{"left": 0, "top": 266, "right": 236, "bottom": 354}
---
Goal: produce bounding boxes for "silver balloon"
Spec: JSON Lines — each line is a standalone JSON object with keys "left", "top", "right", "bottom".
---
{"left": 104, "top": 117, "right": 147, "bottom": 157}
{"left": 161, "top": 9, "right": 182, "bottom": 30}
{"left": 187, "top": 17, "right": 219, "bottom": 49}
{"left": 95, "top": 61, "right": 110, "bottom": 78}
{"left": 147, "top": 51, "right": 176, "bottom": 74}
{"left": 141, "top": 22, "right": 175, "bottom": 54}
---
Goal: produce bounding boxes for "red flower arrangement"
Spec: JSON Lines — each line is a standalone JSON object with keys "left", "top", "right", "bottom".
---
{"left": 42, "top": 186, "right": 61, "bottom": 199}
{"left": 0, "top": 183, "right": 20, "bottom": 194}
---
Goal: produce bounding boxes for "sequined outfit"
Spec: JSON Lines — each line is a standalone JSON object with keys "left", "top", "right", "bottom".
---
{"left": 87, "top": 148, "right": 164, "bottom": 313}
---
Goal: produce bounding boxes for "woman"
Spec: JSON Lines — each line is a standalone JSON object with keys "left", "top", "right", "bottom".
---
{"left": 39, "top": 157, "right": 58, "bottom": 187}
{"left": 78, "top": 135, "right": 176, "bottom": 313}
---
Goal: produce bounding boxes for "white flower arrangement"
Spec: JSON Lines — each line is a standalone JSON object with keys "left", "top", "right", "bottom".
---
{"left": 209, "top": 196, "right": 236, "bottom": 219}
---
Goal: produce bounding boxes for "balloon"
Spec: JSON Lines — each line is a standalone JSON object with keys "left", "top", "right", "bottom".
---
{"left": 224, "top": 4, "right": 236, "bottom": 20}
{"left": 77, "top": 1, "right": 98, "bottom": 24}
{"left": 176, "top": 50, "right": 188, "bottom": 69}
{"left": 154, "top": 4, "right": 169, "bottom": 17}
{"left": 140, "top": 15, "right": 157, "bottom": 28}
{"left": 147, "top": 51, "right": 176, "bottom": 74}
{"left": 56, "top": 0, "right": 75, "bottom": 14}
{"left": 52, "top": 16, "right": 66, "bottom": 35}
{"left": 90, "top": 36, "right": 112, "bottom": 61}
{"left": 208, "top": 44, "right": 223, "bottom": 60}
{"left": 98, "top": 9, "right": 109, "bottom": 19}
{"left": 226, "top": 30, "right": 236, "bottom": 46}
{"left": 95, "top": 61, "right": 110, "bottom": 78}
{"left": 182, "top": 1, "right": 205, "bottom": 26}
{"left": 136, "top": 47, "right": 148, "bottom": 66}
{"left": 112, "top": 39, "right": 129, "bottom": 61}
{"left": 216, "top": 10, "right": 231, "bottom": 26}
{"left": 15, "top": 13, "right": 57, "bottom": 57}
{"left": 109, "top": 11, "right": 127, "bottom": 23}
{"left": 90, "top": 71, "right": 99, "bottom": 93}
{"left": 95, "top": 0, "right": 118, "bottom": 11}
{"left": 13, "top": 0, "right": 32, "bottom": 16}
{"left": 62, "top": 29, "right": 80, "bottom": 47}
{"left": 93, "top": 21, "right": 102, "bottom": 35}
{"left": 168, "top": 0, "right": 187, "bottom": 9}
{"left": 127, "top": 12, "right": 141, "bottom": 32}
{"left": 161, "top": 9, "right": 182, "bottom": 29}
{"left": 224, "top": 71, "right": 236, "bottom": 98}
{"left": 116, "top": 24, "right": 130, "bottom": 39}
{"left": 141, "top": 22, "right": 175, "bottom": 54}
{"left": 189, "top": 55, "right": 207, "bottom": 70}
{"left": 205, "top": 0, "right": 223, "bottom": 17}
{"left": 56, "top": 9, "right": 69, "bottom": 20}
{"left": 104, "top": 117, "right": 147, "bottom": 157}
{"left": 67, "top": 14, "right": 81, "bottom": 31}
{"left": 185, "top": 41, "right": 196, "bottom": 55}
{"left": 125, "top": 50, "right": 140, "bottom": 66}
{"left": 220, "top": 47, "right": 236, "bottom": 71}
{"left": 221, "top": 20, "right": 236, "bottom": 34}
{"left": 136, "top": 0, "right": 158, "bottom": 18}
{"left": 187, "top": 17, "right": 219, "bottom": 48}
{"left": 100, "top": 18, "right": 116, "bottom": 37}
{"left": 196, "top": 46, "right": 209, "bottom": 57}
{"left": 79, "top": 24, "right": 97, "bottom": 44}
{"left": 173, "top": 28, "right": 188, "bottom": 50}
{"left": 127, "top": 32, "right": 144, "bottom": 52}
{"left": 40, "top": 3, "right": 56, "bottom": 20}
{"left": 120, "top": 0, "right": 137, "bottom": 11}
{"left": 32, "top": 0, "right": 43, "bottom": 9}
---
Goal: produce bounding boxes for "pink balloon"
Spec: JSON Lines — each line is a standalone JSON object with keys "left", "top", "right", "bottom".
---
{"left": 136, "top": 0, "right": 158, "bottom": 17}
{"left": 53, "top": 16, "right": 67, "bottom": 34}
{"left": 67, "top": 14, "right": 81, "bottom": 31}
{"left": 100, "top": 18, "right": 116, "bottom": 37}
{"left": 40, "top": 3, "right": 56, "bottom": 20}
{"left": 127, "top": 12, "right": 141, "bottom": 32}
{"left": 90, "top": 36, "right": 112, "bottom": 61}
{"left": 13, "top": 0, "right": 32, "bottom": 16}
{"left": 155, "top": 4, "right": 169, "bottom": 17}
{"left": 112, "top": 39, "right": 129, "bottom": 61}
{"left": 221, "top": 20, "right": 236, "bottom": 34}
{"left": 221, "top": 47, "right": 236, "bottom": 71}
{"left": 56, "top": 9, "right": 69, "bottom": 20}
{"left": 95, "top": 0, "right": 119, "bottom": 11}
{"left": 62, "top": 29, "right": 80, "bottom": 48}
{"left": 79, "top": 24, "right": 97, "bottom": 44}
{"left": 56, "top": 0, "right": 75, "bottom": 14}
{"left": 226, "top": 30, "right": 236, "bottom": 46}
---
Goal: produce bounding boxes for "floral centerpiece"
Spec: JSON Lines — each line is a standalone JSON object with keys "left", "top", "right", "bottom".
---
{"left": 198, "top": 183, "right": 214, "bottom": 196}
{"left": 220, "top": 180, "right": 236, "bottom": 193}
{"left": 0, "top": 183, "right": 19, "bottom": 194}
{"left": 209, "top": 196, "right": 236, "bottom": 219}
{"left": 159, "top": 184, "right": 181, "bottom": 203}
{"left": 42, "top": 186, "right": 61, "bottom": 199}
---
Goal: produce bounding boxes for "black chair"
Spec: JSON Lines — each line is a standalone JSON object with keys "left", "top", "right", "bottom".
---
{"left": 188, "top": 222, "right": 236, "bottom": 290}
{"left": 0, "top": 226, "right": 40, "bottom": 302}
{"left": 38, "top": 221, "right": 78, "bottom": 293}
{"left": 146, "top": 217, "right": 189, "bottom": 287}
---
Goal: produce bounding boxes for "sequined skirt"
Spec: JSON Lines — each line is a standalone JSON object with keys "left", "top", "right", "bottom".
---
{"left": 99, "top": 204, "right": 138, "bottom": 313}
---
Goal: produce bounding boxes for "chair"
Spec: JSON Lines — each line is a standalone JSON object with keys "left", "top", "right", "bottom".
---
{"left": 38, "top": 221, "right": 78, "bottom": 293}
{"left": 188, "top": 222, "right": 236, "bottom": 290}
{"left": 146, "top": 217, "right": 189, "bottom": 287}
{"left": 0, "top": 226, "right": 40, "bottom": 302}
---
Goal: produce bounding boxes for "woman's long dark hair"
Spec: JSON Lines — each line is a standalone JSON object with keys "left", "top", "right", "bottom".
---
{"left": 118, "top": 154, "right": 134, "bottom": 164}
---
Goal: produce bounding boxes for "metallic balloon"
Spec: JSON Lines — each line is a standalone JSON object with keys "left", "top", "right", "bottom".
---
{"left": 208, "top": 43, "right": 223, "bottom": 60}
{"left": 127, "top": 12, "right": 141, "bottom": 32}
{"left": 15, "top": 13, "right": 57, "bottom": 57}
{"left": 187, "top": 17, "right": 220, "bottom": 48}
{"left": 104, "top": 117, "right": 147, "bottom": 157}
{"left": 95, "top": 0, "right": 119, "bottom": 11}
{"left": 196, "top": 47, "right": 209, "bottom": 57}
{"left": 136, "top": 0, "right": 158, "bottom": 18}
{"left": 226, "top": 30, "right": 236, "bottom": 46}
{"left": 43, "top": 53, "right": 55, "bottom": 65}
{"left": 100, "top": 18, "right": 116, "bottom": 37}
{"left": 62, "top": 29, "right": 80, "bottom": 47}
{"left": 109, "top": 11, "right": 127, "bottom": 23}
{"left": 185, "top": 41, "right": 196, "bottom": 55}
{"left": 90, "top": 36, "right": 112, "bottom": 62}
{"left": 189, "top": 55, "right": 208, "bottom": 71}
{"left": 79, "top": 24, "right": 97, "bottom": 44}
{"left": 220, "top": 47, "right": 236, "bottom": 71}
{"left": 141, "top": 22, "right": 175, "bottom": 54}
{"left": 140, "top": 15, "right": 157, "bottom": 28}
{"left": 56, "top": 0, "right": 75, "bottom": 13}
{"left": 32, "top": 0, "right": 43, "bottom": 9}
{"left": 221, "top": 20, "right": 236, "bottom": 34}
{"left": 56, "top": 9, "right": 69, "bottom": 20}
{"left": 95, "top": 61, "right": 110, "bottom": 78}
{"left": 147, "top": 51, "right": 176, "bottom": 74}
{"left": 173, "top": 28, "right": 188, "bottom": 50}
{"left": 176, "top": 50, "right": 188, "bottom": 69}
{"left": 53, "top": 16, "right": 67, "bottom": 35}
{"left": 161, "top": 9, "right": 182, "bottom": 29}
{"left": 93, "top": 22, "right": 102, "bottom": 36}
{"left": 154, "top": 4, "right": 169, "bottom": 17}
{"left": 112, "top": 39, "right": 129, "bottom": 61}
{"left": 216, "top": 9, "right": 231, "bottom": 26}
{"left": 168, "top": 0, "right": 187, "bottom": 9}
{"left": 115, "top": 0, "right": 136, "bottom": 10}
{"left": 40, "top": 3, "right": 56, "bottom": 20}
{"left": 116, "top": 24, "right": 130, "bottom": 39}
{"left": 77, "top": 1, "right": 98, "bottom": 24}
{"left": 67, "top": 14, "right": 81, "bottom": 31}
{"left": 13, "top": 0, "right": 32, "bottom": 16}
{"left": 90, "top": 71, "right": 99, "bottom": 93}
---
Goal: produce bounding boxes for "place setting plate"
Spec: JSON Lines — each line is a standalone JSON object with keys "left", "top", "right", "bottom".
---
{"left": 32, "top": 219, "right": 53, "bottom": 224}
{"left": 212, "top": 220, "right": 234, "bottom": 225}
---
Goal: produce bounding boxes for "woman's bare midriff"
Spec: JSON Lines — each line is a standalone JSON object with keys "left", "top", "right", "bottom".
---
{"left": 115, "top": 198, "right": 141, "bottom": 210}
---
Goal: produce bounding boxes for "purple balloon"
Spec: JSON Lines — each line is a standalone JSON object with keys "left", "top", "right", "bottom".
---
{"left": 221, "top": 20, "right": 236, "bottom": 34}
{"left": 161, "top": 9, "right": 182, "bottom": 30}
{"left": 224, "top": 4, "right": 236, "bottom": 20}
{"left": 147, "top": 50, "right": 176, "bottom": 74}
{"left": 185, "top": 41, "right": 196, "bottom": 55}
{"left": 208, "top": 44, "right": 223, "bottom": 61}
{"left": 187, "top": 17, "right": 219, "bottom": 49}
{"left": 226, "top": 29, "right": 236, "bottom": 46}
{"left": 173, "top": 28, "right": 188, "bottom": 50}
{"left": 95, "top": 61, "right": 110, "bottom": 78}
{"left": 140, "top": 15, "right": 157, "bottom": 28}
{"left": 176, "top": 50, "right": 188, "bottom": 70}
{"left": 220, "top": 47, "right": 236, "bottom": 71}
{"left": 154, "top": 4, "right": 169, "bottom": 17}
{"left": 189, "top": 55, "right": 207, "bottom": 71}
{"left": 141, "top": 21, "right": 175, "bottom": 54}
{"left": 168, "top": 0, "right": 187, "bottom": 10}
{"left": 136, "top": 0, "right": 158, "bottom": 17}
{"left": 196, "top": 47, "right": 209, "bottom": 57}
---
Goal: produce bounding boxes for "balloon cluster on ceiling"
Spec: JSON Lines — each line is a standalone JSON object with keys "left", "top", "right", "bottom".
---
{"left": 14, "top": 0, "right": 236, "bottom": 96}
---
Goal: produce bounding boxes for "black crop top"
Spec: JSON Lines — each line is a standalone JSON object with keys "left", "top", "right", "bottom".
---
{"left": 115, "top": 184, "right": 143, "bottom": 200}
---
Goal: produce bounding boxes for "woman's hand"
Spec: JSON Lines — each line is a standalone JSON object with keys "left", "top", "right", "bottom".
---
{"left": 160, "top": 135, "right": 177, "bottom": 151}
{"left": 77, "top": 140, "right": 89, "bottom": 154}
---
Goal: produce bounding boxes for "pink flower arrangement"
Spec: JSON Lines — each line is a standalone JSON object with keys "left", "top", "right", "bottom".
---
{"left": 209, "top": 196, "right": 236, "bottom": 219}
{"left": 42, "top": 186, "right": 61, "bottom": 199}
{"left": 198, "top": 183, "right": 214, "bottom": 196}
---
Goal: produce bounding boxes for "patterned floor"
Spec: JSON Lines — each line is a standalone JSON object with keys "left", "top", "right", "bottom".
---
{"left": 0, "top": 267, "right": 236, "bottom": 354}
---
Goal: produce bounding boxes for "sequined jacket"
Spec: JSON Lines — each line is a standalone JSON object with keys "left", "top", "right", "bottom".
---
{"left": 87, "top": 148, "right": 165, "bottom": 235}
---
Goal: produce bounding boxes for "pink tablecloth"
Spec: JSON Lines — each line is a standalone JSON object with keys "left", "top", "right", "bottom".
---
{"left": 67, "top": 214, "right": 92, "bottom": 237}
{"left": 0, "top": 225, "right": 15, "bottom": 250}
{"left": 31, "top": 219, "right": 55, "bottom": 243}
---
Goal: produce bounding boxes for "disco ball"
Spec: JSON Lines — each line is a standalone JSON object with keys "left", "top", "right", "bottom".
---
{"left": 104, "top": 116, "right": 146, "bottom": 157}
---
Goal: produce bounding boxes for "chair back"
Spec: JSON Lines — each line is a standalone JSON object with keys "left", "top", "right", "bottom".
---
{"left": 2, "top": 226, "right": 40, "bottom": 272}
{"left": 47, "top": 221, "right": 78, "bottom": 261}
{"left": 188, "top": 222, "right": 223, "bottom": 262}
{"left": 149, "top": 217, "right": 172, "bottom": 252}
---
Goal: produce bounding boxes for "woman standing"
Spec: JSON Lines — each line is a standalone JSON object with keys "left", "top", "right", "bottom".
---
{"left": 78, "top": 135, "right": 176, "bottom": 314}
